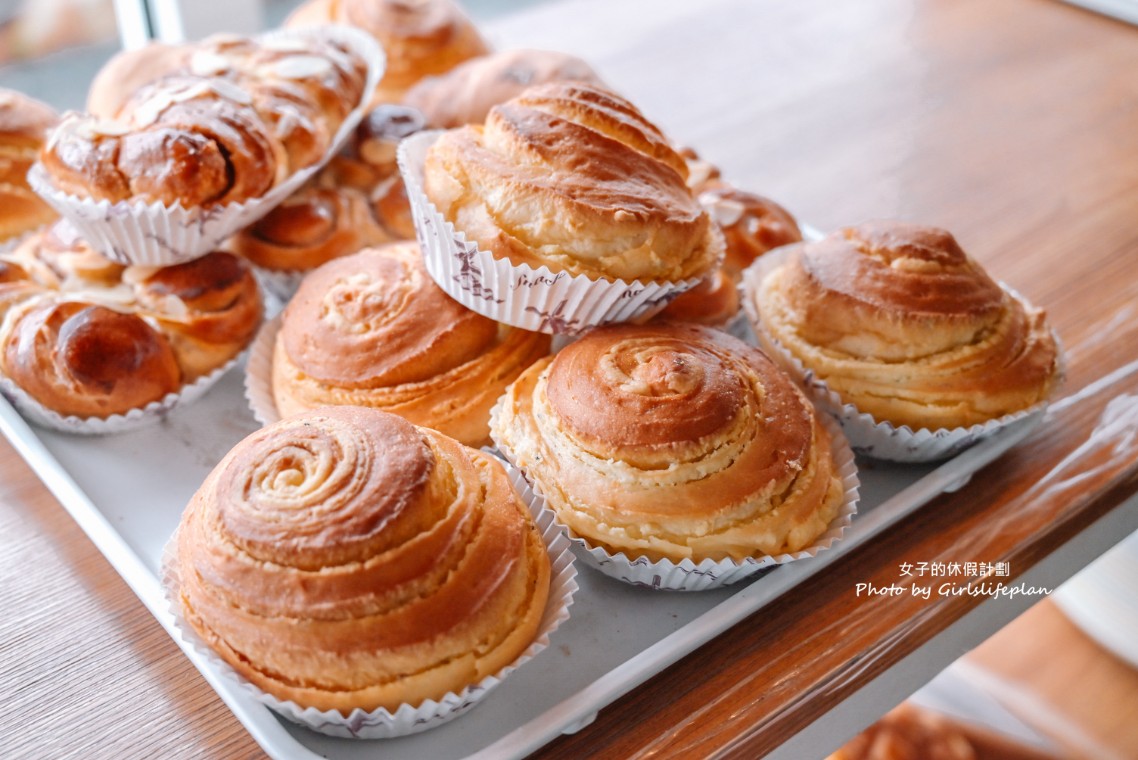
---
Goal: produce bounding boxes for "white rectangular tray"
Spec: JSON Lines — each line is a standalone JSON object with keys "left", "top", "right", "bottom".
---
{"left": 0, "top": 362, "right": 1041, "bottom": 760}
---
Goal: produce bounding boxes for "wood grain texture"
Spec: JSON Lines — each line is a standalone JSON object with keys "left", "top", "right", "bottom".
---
{"left": 2, "top": 0, "right": 1138, "bottom": 759}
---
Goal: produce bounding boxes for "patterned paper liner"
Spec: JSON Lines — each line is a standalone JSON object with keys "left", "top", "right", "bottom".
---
{"left": 741, "top": 248, "right": 1062, "bottom": 463}
{"left": 251, "top": 266, "right": 306, "bottom": 304}
{"left": 0, "top": 353, "right": 241, "bottom": 435}
{"left": 243, "top": 314, "right": 282, "bottom": 426}
{"left": 26, "top": 25, "right": 386, "bottom": 267}
{"left": 490, "top": 401, "right": 860, "bottom": 591}
{"left": 161, "top": 469, "right": 578, "bottom": 739}
{"left": 397, "top": 131, "right": 709, "bottom": 334}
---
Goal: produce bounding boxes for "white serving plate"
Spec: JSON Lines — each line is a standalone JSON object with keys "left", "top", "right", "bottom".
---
{"left": 0, "top": 358, "right": 1045, "bottom": 760}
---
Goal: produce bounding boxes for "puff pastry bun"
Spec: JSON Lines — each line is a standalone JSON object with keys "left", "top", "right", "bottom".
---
{"left": 287, "top": 0, "right": 489, "bottom": 103}
{"left": 699, "top": 182, "right": 803, "bottom": 279}
{"left": 750, "top": 221, "right": 1061, "bottom": 430}
{"left": 0, "top": 89, "right": 59, "bottom": 242}
{"left": 423, "top": 81, "right": 722, "bottom": 283}
{"left": 403, "top": 48, "right": 604, "bottom": 128}
{"left": 0, "top": 225, "right": 261, "bottom": 416}
{"left": 272, "top": 242, "right": 550, "bottom": 444}
{"left": 173, "top": 405, "right": 551, "bottom": 713}
{"left": 492, "top": 323, "right": 845, "bottom": 562}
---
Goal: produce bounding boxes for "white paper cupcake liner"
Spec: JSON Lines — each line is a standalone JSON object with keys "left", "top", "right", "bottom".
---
{"left": 397, "top": 131, "right": 707, "bottom": 334}
{"left": 244, "top": 314, "right": 281, "bottom": 426}
{"left": 0, "top": 352, "right": 241, "bottom": 435}
{"left": 161, "top": 471, "right": 578, "bottom": 739}
{"left": 251, "top": 265, "right": 306, "bottom": 305}
{"left": 491, "top": 401, "right": 860, "bottom": 591}
{"left": 742, "top": 248, "right": 1063, "bottom": 463}
{"left": 27, "top": 25, "right": 385, "bottom": 267}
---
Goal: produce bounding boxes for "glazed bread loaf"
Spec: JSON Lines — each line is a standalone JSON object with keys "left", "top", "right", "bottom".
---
{"left": 424, "top": 81, "right": 722, "bottom": 283}
{"left": 173, "top": 405, "right": 551, "bottom": 713}
{"left": 0, "top": 225, "right": 262, "bottom": 417}
{"left": 272, "top": 242, "right": 550, "bottom": 444}
{"left": 492, "top": 323, "right": 845, "bottom": 562}
{"left": 287, "top": 0, "right": 489, "bottom": 103}
{"left": 40, "top": 33, "right": 369, "bottom": 208}
{"left": 403, "top": 48, "right": 604, "bottom": 128}
{"left": 750, "top": 221, "right": 1061, "bottom": 430}
{"left": 0, "top": 89, "right": 59, "bottom": 242}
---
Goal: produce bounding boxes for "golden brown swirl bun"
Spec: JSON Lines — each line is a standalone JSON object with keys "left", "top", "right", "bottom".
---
{"left": 1, "top": 299, "right": 181, "bottom": 417}
{"left": 272, "top": 242, "right": 550, "bottom": 445}
{"left": 403, "top": 48, "right": 604, "bottom": 128}
{"left": 493, "top": 323, "right": 844, "bottom": 562}
{"left": 286, "top": 0, "right": 490, "bottom": 103}
{"left": 699, "top": 182, "right": 802, "bottom": 279}
{"left": 752, "top": 221, "right": 1061, "bottom": 430}
{"left": 0, "top": 89, "right": 59, "bottom": 241}
{"left": 424, "top": 81, "right": 721, "bottom": 283}
{"left": 174, "top": 405, "right": 551, "bottom": 713}
{"left": 86, "top": 43, "right": 191, "bottom": 119}
{"left": 653, "top": 265, "right": 740, "bottom": 327}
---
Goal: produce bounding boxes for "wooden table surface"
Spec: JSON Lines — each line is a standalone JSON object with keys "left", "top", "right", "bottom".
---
{"left": 3, "top": 0, "right": 1138, "bottom": 758}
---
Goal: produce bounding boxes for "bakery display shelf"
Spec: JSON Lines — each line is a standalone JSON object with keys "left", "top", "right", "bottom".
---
{"left": 0, "top": 364, "right": 1043, "bottom": 760}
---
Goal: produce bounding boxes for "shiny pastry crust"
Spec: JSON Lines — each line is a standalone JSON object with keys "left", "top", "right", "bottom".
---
{"left": 287, "top": 0, "right": 489, "bottom": 102}
{"left": 751, "top": 221, "right": 1060, "bottom": 430}
{"left": 403, "top": 48, "right": 604, "bottom": 128}
{"left": 493, "top": 323, "right": 844, "bottom": 562}
{"left": 653, "top": 265, "right": 740, "bottom": 327}
{"left": 174, "top": 406, "right": 551, "bottom": 713}
{"left": 40, "top": 33, "right": 369, "bottom": 207}
{"left": 272, "top": 242, "right": 550, "bottom": 445}
{"left": 86, "top": 43, "right": 191, "bottom": 119}
{"left": 0, "top": 226, "right": 262, "bottom": 416}
{"left": 1, "top": 299, "right": 182, "bottom": 417}
{"left": 0, "top": 89, "right": 58, "bottom": 241}
{"left": 700, "top": 182, "right": 803, "bottom": 279}
{"left": 424, "top": 81, "right": 721, "bottom": 282}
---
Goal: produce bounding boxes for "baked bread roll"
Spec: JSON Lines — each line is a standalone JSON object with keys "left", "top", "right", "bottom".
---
{"left": 699, "top": 181, "right": 802, "bottom": 279}
{"left": 653, "top": 265, "right": 740, "bottom": 327}
{"left": 86, "top": 43, "right": 191, "bottom": 120}
{"left": 750, "top": 221, "right": 1061, "bottom": 430}
{"left": 227, "top": 105, "right": 424, "bottom": 273}
{"left": 286, "top": 0, "right": 489, "bottom": 103}
{"left": 424, "top": 81, "right": 721, "bottom": 283}
{"left": 2, "top": 299, "right": 182, "bottom": 418}
{"left": 173, "top": 405, "right": 551, "bottom": 713}
{"left": 0, "top": 89, "right": 59, "bottom": 242}
{"left": 272, "top": 242, "right": 550, "bottom": 444}
{"left": 0, "top": 225, "right": 262, "bottom": 417}
{"left": 492, "top": 323, "right": 845, "bottom": 562}
{"left": 403, "top": 48, "right": 604, "bottom": 128}
{"left": 40, "top": 33, "right": 369, "bottom": 208}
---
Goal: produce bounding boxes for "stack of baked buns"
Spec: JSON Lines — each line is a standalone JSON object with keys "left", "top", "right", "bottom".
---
{"left": 743, "top": 220, "right": 1062, "bottom": 461}
{"left": 168, "top": 405, "right": 570, "bottom": 735}
{"left": 0, "top": 223, "right": 261, "bottom": 427}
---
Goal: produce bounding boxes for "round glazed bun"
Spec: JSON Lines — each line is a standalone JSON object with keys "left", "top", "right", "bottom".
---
{"left": 492, "top": 323, "right": 845, "bottom": 562}
{"left": 0, "top": 88, "right": 59, "bottom": 241}
{"left": 424, "top": 81, "right": 722, "bottom": 283}
{"left": 749, "top": 221, "right": 1061, "bottom": 430}
{"left": 286, "top": 0, "right": 490, "bottom": 103}
{"left": 403, "top": 48, "right": 604, "bottom": 128}
{"left": 271, "top": 242, "right": 550, "bottom": 444}
{"left": 699, "top": 182, "right": 803, "bottom": 279}
{"left": 173, "top": 405, "right": 551, "bottom": 714}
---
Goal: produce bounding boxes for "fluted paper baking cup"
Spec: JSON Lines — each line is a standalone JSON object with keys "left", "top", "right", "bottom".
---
{"left": 491, "top": 402, "right": 859, "bottom": 591}
{"left": 741, "top": 249, "right": 1062, "bottom": 463}
{"left": 251, "top": 265, "right": 306, "bottom": 304}
{"left": 398, "top": 131, "right": 707, "bottom": 334}
{"left": 244, "top": 314, "right": 281, "bottom": 426}
{"left": 27, "top": 25, "right": 385, "bottom": 267}
{"left": 0, "top": 353, "right": 241, "bottom": 435}
{"left": 161, "top": 475, "right": 578, "bottom": 739}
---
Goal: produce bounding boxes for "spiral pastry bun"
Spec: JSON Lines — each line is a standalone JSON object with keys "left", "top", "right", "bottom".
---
{"left": 422, "top": 81, "right": 722, "bottom": 283}
{"left": 172, "top": 405, "right": 551, "bottom": 715}
{"left": 492, "top": 323, "right": 848, "bottom": 565}
{"left": 699, "top": 182, "right": 803, "bottom": 279}
{"left": 747, "top": 221, "right": 1061, "bottom": 432}
{"left": 286, "top": 0, "right": 489, "bottom": 103}
{"left": 270, "top": 242, "right": 550, "bottom": 445}
{"left": 403, "top": 49, "right": 605, "bottom": 128}
{"left": 0, "top": 89, "right": 59, "bottom": 242}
